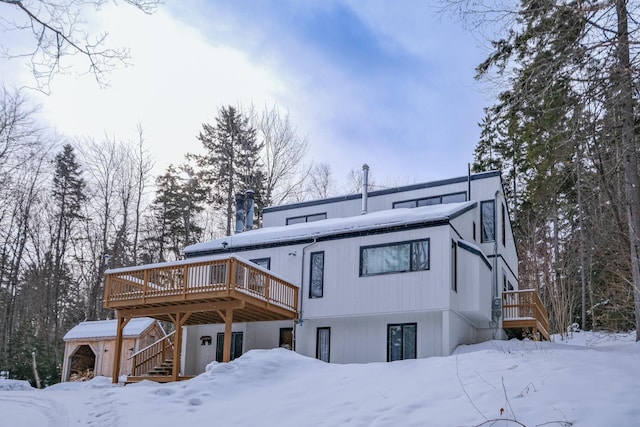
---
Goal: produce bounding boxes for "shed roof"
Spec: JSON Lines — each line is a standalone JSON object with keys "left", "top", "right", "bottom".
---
{"left": 63, "top": 317, "right": 158, "bottom": 341}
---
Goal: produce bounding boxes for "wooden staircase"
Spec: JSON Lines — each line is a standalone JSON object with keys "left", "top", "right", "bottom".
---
{"left": 126, "top": 332, "right": 193, "bottom": 383}
{"left": 145, "top": 359, "right": 174, "bottom": 376}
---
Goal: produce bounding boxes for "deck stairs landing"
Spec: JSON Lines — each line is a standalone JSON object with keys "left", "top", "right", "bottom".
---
{"left": 502, "top": 289, "right": 551, "bottom": 341}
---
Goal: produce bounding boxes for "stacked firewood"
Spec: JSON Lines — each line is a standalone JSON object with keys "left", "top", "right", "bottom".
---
{"left": 70, "top": 368, "right": 94, "bottom": 382}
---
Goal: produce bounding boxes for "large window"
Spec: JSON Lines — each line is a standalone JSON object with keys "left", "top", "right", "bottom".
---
{"left": 215, "top": 332, "right": 243, "bottom": 362}
{"left": 481, "top": 200, "right": 495, "bottom": 243}
{"left": 387, "top": 323, "right": 417, "bottom": 361}
{"left": 286, "top": 213, "right": 327, "bottom": 225}
{"left": 316, "top": 327, "right": 330, "bottom": 362}
{"left": 360, "top": 239, "right": 429, "bottom": 276}
{"left": 393, "top": 192, "right": 466, "bottom": 209}
{"left": 309, "top": 251, "right": 324, "bottom": 298}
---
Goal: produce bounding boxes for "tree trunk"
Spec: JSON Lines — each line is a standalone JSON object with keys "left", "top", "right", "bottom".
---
{"left": 615, "top": 0, "right": 640, "bottom": 339}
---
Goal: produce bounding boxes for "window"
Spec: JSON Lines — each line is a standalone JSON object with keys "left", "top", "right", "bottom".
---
{"left": 309, "top": 251, "right": 324, "bottom": 298}
{"left": 501, "top": 203, "right": 506, "bottom": 247}
{"left": 473, "top": 221, "right": 477, "bottom": 241}
{"left": 286, "top": 213, "right": 327, "bottom": 225}
{"left": 481, "top": 200, "right": 495, "bottom": 243}
{"left": 393, "top": 192, "right": 467, "bottom": 209}
{"left": 215, "top": 332, "right": 243, "bottom": 362}
{"left": 279, "top": 328, "right": 293, "bottom": 350}
{"left": 451, "top": 240, "right": 457, "bottom": 292}
{"left": 250, "top": 257, "right": 270, "bottom": 270}
{"left": 360, "top": 239, "right": 429, "bottom": 276}
{"left": 316, "top": 327, "right": 330, "bottom": 362}
{"left": 387, "top": 323, "right": 417, "bottom": 361}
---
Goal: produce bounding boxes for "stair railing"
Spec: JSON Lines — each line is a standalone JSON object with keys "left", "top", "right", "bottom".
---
{"left": 129, "top": 331, "right": 175, "bottom": 376}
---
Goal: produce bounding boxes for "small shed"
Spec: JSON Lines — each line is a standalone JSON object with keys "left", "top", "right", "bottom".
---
{"left": 62, "top": 318, "right": 165, "bottom": 382}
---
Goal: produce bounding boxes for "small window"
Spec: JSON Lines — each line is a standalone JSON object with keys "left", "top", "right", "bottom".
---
{"left": 316, "top": 327, "right": 330, "bottom": 362}
{"left": 286, "top": 213, "right": 327, "bottom": 225}
{"left": 501, "top": 203, "right": 506, "bottom": 247}
{"left": 309, "top": 251, "right": 324, "bottom": 298}
{"left": 387, "top": 323, "right": 416, "bottom": 361}
{"left": 360, "top": 239, "right": 429, "bottom": 276}
{"left": 250, "top": 257, "right": 271, "bottom": 270}
{"left": 394, "top": 192, "right": 467, "bottom": 209}
{"left": 473, "top": 221, "right": 477, "bottom": 241}
{"left": 286, "top": 216, "right": 306, "bottom": 225}
{"left": 481, "top": 200, "right": 495, "bottom": 243}
{"left": 215, "top": 332, "right": 243, "bottom": 362}
{"left": 451, "top": 240, "right": 457, "bottom": 292}
{"left": 393, "top": 200, "right": 416, "bottom": 209}
{"left": 416, "top": 196, "right": 440, "bottom": 207}
{"left": 441, "top": 193, "right": 467, "bottom": 204}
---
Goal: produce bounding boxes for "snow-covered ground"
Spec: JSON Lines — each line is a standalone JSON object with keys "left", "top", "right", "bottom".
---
{"left": 1, "top": 331, "right": 638, "bottom": 426}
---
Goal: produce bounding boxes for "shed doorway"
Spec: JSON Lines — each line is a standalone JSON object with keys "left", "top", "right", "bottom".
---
{"left": 68, "top": 345, "right": 96, "bottom": 381}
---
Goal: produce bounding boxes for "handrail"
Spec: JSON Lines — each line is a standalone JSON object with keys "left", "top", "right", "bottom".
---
{"left": 103, "top": 256, "right": 299, "bottom": 313}
{"left": 129, "top": 332, "right": 175, "bottom": 376}
{"left": 502, "top": 289, "right": 550, "bottom": 340}
{"left": 128, "top": 331, "right": 174, "bottom": 360}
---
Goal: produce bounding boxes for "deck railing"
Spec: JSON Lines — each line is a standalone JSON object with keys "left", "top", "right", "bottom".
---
{"left": 129, "top": 331, "right": 175, "bottom": 376}
{"left": 104, "top": 256, "right": 298, "bottom": 313}
{"left": 502, "top": 289, "right": 550, "bottom": 340}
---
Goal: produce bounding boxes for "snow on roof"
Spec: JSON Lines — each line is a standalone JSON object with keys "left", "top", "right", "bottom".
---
{"left": 185, "top": 202, "right": 476, "bottom": 254}
{"left": 63, "top": 317, "right": 158, "bottom": 341}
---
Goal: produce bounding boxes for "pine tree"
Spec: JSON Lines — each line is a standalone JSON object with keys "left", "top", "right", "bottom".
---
{"left": 471, "top": 0, "right": 640, "bottom": 334}
{"left": 191, "top": 105, "right": 264, "bottom": 235}
{"left": 143, "top": 164, "right": 207, "bottom": 262}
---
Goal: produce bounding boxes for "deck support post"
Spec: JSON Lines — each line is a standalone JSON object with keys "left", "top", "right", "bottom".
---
{"left": 113, "top": 313, "right": 131, "bottom": 384}
{"left": 171, "top": 311, "right": 192, "bottom": 381}
{"left": 223, "top": 309, "right": 234, "bottom": 362}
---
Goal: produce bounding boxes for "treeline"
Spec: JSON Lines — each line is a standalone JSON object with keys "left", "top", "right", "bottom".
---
{"left": 469, "top": 0, "right": 640, "bottom": 336}
{"left": 0, "top": 90, "right": 350, "bottom": 386}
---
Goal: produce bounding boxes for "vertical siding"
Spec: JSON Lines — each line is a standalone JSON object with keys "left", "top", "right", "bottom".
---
{"left": 296, "top": 312, "right": 444, "bottom": 363}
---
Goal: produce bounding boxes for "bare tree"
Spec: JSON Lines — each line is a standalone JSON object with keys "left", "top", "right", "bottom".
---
{"left": 304, "top": 162, "right": 336, "bottom": 200}
{"left": 0, "top": 0, "right": 159, "bottom": 93}
{"left": 250, "top": 104, "right": 311, "bottom": 206}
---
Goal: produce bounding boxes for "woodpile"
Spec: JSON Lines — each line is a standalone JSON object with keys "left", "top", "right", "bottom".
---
{"left": 70, "top": 368, "right": 94, "bottom": 382}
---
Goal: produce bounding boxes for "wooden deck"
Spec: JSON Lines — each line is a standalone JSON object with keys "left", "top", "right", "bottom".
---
{"left": 103, "top": 255, "right": 299, "bottom": 383}
{"left": 502, "top": 289, "right": 550, "bottom": 341}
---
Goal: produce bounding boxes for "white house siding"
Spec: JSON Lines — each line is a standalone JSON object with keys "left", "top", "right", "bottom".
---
{"left": 263, "top": 172, "right": 503, "bottom": 228}
{"left": 442, "top": 310, "right": 477, "bottom": 356}
{"left": 296, "top": 312, "right": 443, "bottom": 363}
{"left": 182, "top": 320, "right": 295, "bottom": 375}
{"left": 301, "top": 226, "right": 452, "bottom": 320}
{"left": 452, "top": 242, "right": 493, "bottom": 325}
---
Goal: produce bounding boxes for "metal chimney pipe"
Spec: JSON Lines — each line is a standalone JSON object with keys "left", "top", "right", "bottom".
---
{"left": 235, "top": 193, "right": 245, "bottom": 234}
{"left": 361, "top": 163, "right": 369, "bottom": 215}
{"left": 245, "top": 189, "right": 255, "bottom": 230}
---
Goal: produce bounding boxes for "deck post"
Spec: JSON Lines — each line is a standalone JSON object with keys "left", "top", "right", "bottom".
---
{"left": 172, "top": 312, "right": 181, "bottom": 381}
{"left": 223, "top": 308, "right": 234, "bottom": 363}
{"left": 113, "top": 313, "right": 130, "bottom": 384}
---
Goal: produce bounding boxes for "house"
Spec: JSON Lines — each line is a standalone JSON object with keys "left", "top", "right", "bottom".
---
{"left": 102, "top": 168, "right": 549, "bottom": 383}
{"left": 61, "top": 317, "right": 165, "bottom": 381}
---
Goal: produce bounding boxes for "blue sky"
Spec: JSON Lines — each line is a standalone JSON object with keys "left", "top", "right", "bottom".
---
{"left": 2, "top": 0, "right": 492, "bottom": 189}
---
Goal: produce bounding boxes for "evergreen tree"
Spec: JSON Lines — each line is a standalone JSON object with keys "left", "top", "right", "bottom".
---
{"left": 190, "top": 105, "right": 264, "bottom": 235}
{"left": 143, "top": 164, "right": 207, "bottom": 262}
{"left": 471, "top": 0, "right": 640, "bottom": 334}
